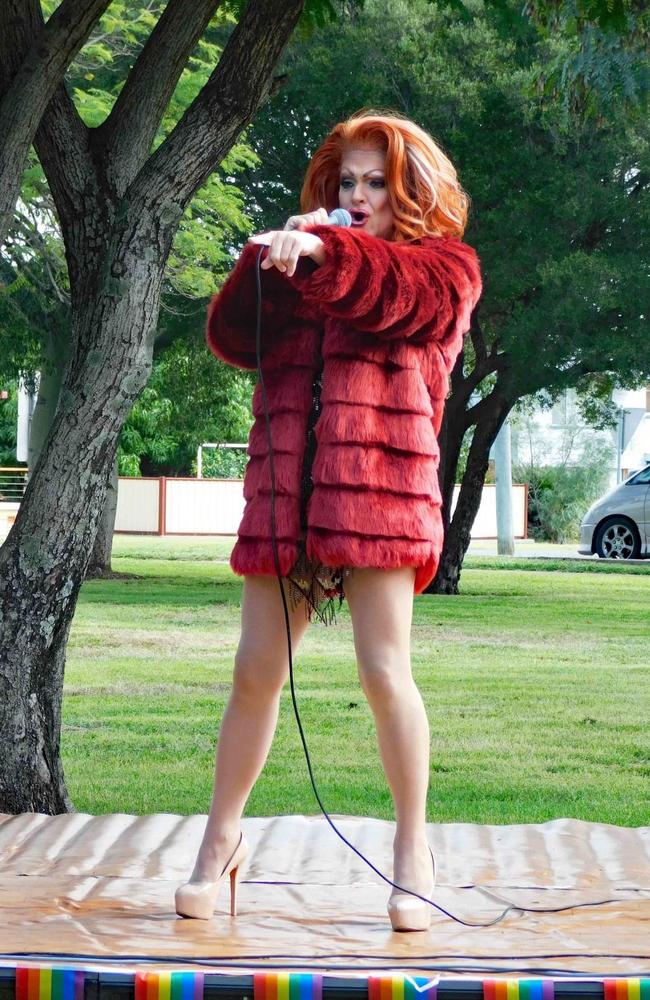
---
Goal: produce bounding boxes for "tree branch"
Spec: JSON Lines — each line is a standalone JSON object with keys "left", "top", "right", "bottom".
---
{"left": 31, "top": 86, "right": 99, "bottom": 289}
{"left": 447, "top": 348, "right": 504, "bottom": 416}
{"left": 468, "top": 305, "right": 488, "bottom": 364}
{"left": 0, "top": 0, "right": 112, "bottom": 243}
{"left": 463, "top": 365, "right": 513, "bottom": 428}
{"left": 95, "top": 0, "right": 225, "bottom": 193}
{"left": 10, "top": 208, "right": 69, "bottom": 304}
{"left": 128, "top": 0, "right": 305, "bottom": 223}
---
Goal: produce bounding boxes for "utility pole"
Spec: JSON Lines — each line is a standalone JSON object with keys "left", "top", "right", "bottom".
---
{"left": 494, "top": 415, "right": 515, "bottom": 555}
{"left": 16, "top": 372, "right": 39, "bottom": 475}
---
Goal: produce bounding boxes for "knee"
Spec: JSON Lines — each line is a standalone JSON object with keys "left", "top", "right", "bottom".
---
{"left": 232, "top": 645, "right": 287, "bottom": 702}
{"left": 357, "top": 649, "right": 411, "bottom": 706}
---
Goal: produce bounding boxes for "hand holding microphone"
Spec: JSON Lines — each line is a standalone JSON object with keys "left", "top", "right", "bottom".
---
{"left": 247, "top": 208, "right": 351, "bottom": 277}
{"left": 283, "top": 207, "right": 331, "bottom": 231}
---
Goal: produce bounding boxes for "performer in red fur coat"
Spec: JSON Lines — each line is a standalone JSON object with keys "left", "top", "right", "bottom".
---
{"left": 175, "top": 110, "right": 482, "bottom": 932}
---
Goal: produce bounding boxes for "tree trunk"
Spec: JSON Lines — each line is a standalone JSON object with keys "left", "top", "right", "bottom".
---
{"left": 0, "top": 0, "right": 306, "bottom": 814}
{"left": 438, "top": 404, "right": 468, "bottom": 541}
{"left": 431, "top": 388, "right": 513, "bottom": 595}
{"left": 0, "top": 258, "right": 162, "bottom": 813}
{"left": 86, "top": 455, "right": 119, "bottom": 577}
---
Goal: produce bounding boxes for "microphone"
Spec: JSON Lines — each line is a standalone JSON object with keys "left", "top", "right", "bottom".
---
{"left": 325, "top": 208, "right": 352, "bottom": 226}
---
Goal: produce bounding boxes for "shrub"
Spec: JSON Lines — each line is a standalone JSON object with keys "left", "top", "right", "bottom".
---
{"left": 515, "top": 448, "right": 614, "bottom": 542}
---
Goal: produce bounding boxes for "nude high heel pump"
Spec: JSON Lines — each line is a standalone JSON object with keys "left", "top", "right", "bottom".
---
{"left": 175, "top": 831, "right": 249, "bottom": 919}
{"left": 387, "top": 844, "right": 436, "bottom": 932}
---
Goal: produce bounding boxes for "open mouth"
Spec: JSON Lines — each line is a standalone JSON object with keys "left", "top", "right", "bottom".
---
{"left": 350, "top": 210, "right": 369, "bottom": 226}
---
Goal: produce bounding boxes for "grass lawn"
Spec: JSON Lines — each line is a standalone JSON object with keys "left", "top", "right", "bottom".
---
{"left": 63, "top": 535, "right": 650, "bottom": 826}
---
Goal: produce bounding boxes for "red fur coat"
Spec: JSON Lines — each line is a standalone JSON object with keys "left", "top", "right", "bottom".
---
{"left": 205, "top": 223, "right": 482, "bottom": 594}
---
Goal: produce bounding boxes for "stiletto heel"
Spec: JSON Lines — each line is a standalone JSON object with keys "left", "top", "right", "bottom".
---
{"left": 387, "top": 843, "right": 436, "bottom": 932}
{"left": 229, "top": 864, "right": 239, "bottom": 916}
{"left": 175, "top": 831, "right": 248, "bottom": 920}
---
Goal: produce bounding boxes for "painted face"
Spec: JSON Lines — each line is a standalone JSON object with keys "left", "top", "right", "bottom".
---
{"left": 338, "top": 146, "right": 394, "bottom": 240}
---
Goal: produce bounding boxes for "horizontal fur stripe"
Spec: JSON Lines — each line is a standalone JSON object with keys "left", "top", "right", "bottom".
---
{"left": 314, "top": 404, "right": 439, "bottom": 456}
{"left": 321, "top": 321, "right": 409, "bottom": 366}
{"left": 312, "top": 443, "right": 439, "bottom": 498}
{"left": 231, "top": 532, "right": 441, "bottom": 594}
{"left": 307, "top": 486, "right": 439, "bottom": 539}
{"left": 236, "top": 492, "right": 301, "bottom": 540}
{"left": 307, "top": 528, "right": 442, "bottom": 592}
{"left": 247, "top": 410, "right": 309, "bottom": 457}
{"left": 321, "top": 359, "right": 433, "bottom": 416}
{"left": 230, "top": 537, "right": 298, "bottom": 578}
{"left": 243, "top": 452, "right": 304, "bottom": 500}
{"left": 418, "top": 341, "right": 451, "bottom": 388}
{"left": 252, "top": 369, "right": 314, "bottom": 419}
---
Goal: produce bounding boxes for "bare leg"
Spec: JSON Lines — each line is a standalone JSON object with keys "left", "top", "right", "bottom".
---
{"left": 343, "top": 566, "right": 433, "bottom": 905}
{"left": 190, "top": 574, "right": 311, "bottom": 881}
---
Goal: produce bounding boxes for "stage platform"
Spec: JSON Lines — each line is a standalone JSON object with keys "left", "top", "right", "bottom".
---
{"left": 0, "top": 812, "right": 648, "bottom": 978}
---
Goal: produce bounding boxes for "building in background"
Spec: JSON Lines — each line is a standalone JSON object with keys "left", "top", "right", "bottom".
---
{"left": 507, "top": 384, "right": 650, "bottom": 489}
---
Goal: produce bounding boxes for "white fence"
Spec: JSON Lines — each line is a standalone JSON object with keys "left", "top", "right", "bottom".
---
{"left": 114, "top": 476, "right": 528, "bottom": 539}
{"left": 0, "top": 473, "right": 528, "bottom": 540}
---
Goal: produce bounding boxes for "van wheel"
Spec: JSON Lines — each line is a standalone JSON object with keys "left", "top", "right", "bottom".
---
{"left": 594, "top": 518, "right": 641, "bottom": 559}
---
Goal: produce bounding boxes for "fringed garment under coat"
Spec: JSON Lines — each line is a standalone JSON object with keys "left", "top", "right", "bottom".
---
{"left": 205, "top": 223, "right": 483, "bottom": 595}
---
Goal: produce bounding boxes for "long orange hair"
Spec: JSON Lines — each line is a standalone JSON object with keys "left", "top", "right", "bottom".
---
{"left": 300, "top": 108, "right": 471, "bottom": 241}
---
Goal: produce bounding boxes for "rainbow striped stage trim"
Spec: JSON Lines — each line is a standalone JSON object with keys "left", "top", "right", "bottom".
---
{"left": 483, "top": 981, "right": 555, "bottom": 1000}
{"left": 11, "top": 970, "right": 650, "bottom": 1000}
{"left": 134, "top": 972, "right": 205, "bottom": 1000}
{"left": 483, "top": 982, "right": 650, "bottom": 1000}
{"left": 368, "top": 975, "right": 438, "bottom": 1000}
{"left": 15, "top": 968, "right": 85, "bottom": 1000}
{"left": 604, "top": 983, "right": 650, "bottom": 1000}
{"left": 253, "top": 973, "right": 323, "bottom": 1000}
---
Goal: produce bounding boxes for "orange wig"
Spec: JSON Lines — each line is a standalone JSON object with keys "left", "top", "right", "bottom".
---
{"left": 299, "top": 108, "right": 471, "bottom": 242}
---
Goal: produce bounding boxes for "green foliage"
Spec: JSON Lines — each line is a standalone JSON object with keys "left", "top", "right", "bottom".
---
{"left": 514, "top": 443, "right": 615, "bottom": 542}
{"left": 0, "top": 266, "right": 43, "bottom": 381}
{"left": 117, "top": 334, "right": 253, "bottom": 477}
{"left": 0, "top": 219, "right": 70, "bottom": 384}
{"left": 200, "top": 446, "right": 248, "bottom": 479}
{"left": 435, "top": 0, "right": 650, "bottom": 122}
{"left": 0, "top": 387, "right": 18, "bottom": 467}
{"left": 167, "top": 151, "right": 260, "bottom": 299}
{"left": 218, "top": 0, "right": 358, "bottom": 34}
{"left": 535, "top": 3, "right": 648, "bottom": 102}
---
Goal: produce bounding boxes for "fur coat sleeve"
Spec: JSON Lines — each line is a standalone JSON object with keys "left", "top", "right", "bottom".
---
{"left": 205, "top": 242, "right": 320, "bottom": 370}
{"left": 286, "top": 224, "right": 482, "bottom": 359}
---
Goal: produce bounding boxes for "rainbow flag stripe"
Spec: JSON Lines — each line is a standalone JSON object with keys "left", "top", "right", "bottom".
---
{"left": 253, "top": 973, "right": 323, "bottom": 1000}
{"left": 134, "top": 972, "right": 205, "bottom": 1000}
{"left": 16, "top": 968, "right": 85, "bottom": 1000}
{"left": 368, "top": 975, "right": 438, "bottom": 1000}
{"left": 604, "top": 982, "right": 650, "bottom": 1000}
{"left": 484, "top": 982, "right": 555, "bottom": 1000}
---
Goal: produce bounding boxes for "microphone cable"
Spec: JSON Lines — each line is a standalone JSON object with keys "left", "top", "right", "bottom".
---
{"left": 252, "top": 244, "right": 634, "bottom": 930}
